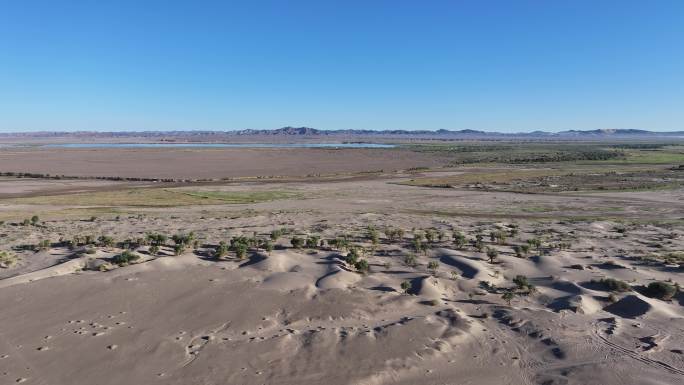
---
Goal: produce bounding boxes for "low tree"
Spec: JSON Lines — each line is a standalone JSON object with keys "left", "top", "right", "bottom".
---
{"left": 512, "top": 275, "right": 534, "bottom": 292}
{"left": 453, "top": 231, "right": 466, "bottom": 249}
{"left": 30, "top": 215, "right": 40, "bottom": 225}
{"left": 527, "top": 238, "right": 542, "bottom": 251}
{"left": 486, "top": 247, "right": 499, "bottom": 264}
{"left": 502, "top": 291, "right": 515, "bottom": 306}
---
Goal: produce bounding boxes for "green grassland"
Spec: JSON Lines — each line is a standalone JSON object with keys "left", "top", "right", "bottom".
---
{"left": 3, "top": 188, "right": 301, "bottom": 207}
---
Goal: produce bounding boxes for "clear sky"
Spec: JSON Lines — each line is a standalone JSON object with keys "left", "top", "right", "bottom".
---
{"left": 1, "top": 1, "right": 682, "bottom": 132}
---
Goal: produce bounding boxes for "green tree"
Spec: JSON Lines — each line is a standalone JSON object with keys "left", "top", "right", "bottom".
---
{"left": 486, "top": 247, "right": 499, "bottom": 264}
{"left": 502, "top": 291, "right": 515, "bottom": 306}
{"left": 453, "top": 231, "right": 466, "bottom": 249}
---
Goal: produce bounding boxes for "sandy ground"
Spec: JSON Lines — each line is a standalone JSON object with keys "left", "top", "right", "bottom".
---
{"left": 0, "top": 173, "right": 683, "bottom": 385}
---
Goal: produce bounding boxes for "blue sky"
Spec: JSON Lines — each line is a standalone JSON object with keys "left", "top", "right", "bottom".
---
{"left": 1, "top": 1, "right": 682, "bottom": 132}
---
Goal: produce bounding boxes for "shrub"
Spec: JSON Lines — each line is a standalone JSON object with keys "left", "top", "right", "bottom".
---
{"left": 424, "top": 229, "right": 436, "bottom": 243}
{"left": 214, "top": 242, "right": 229, "bottom": 259}
{"left": 111, "top": 250, "right": 139, "bottom": 266}
{"left": 98, "top": 235, "right": 115, "bottom": 247}
{"left": 404, "top": 253, "right": 418, "bottom": 267}
{"left": 596, "top": 278, "right": 632, "bottom": 292}
{"left": 173, "top": 243, "right": 186, "bottom": 256}
{"left": 261, "top": 239, "right": 274, "bottom": 253}
{"left": 149, "top": 244, "right": 160, "bottom": 256}
{"left": 234, "top": 243, "right": 247, "bottom": 259}
{"left": 412, "top": 237, "right": 427, "bottom": 254}
{"left": 644, "top": 281, "right": 678, "bottom": 300}
{"left": 146, "top": 233, "right": 167, "bottom": 246}
{"left": 345, "top": 248, "right": 360, "bottom": 265}
{"left": 354, "top": 259, "right": 369, "bottom": 273}
{"left": 384, "top": 227, "right": 404, "bottom": 242}
{"left": 37, "top": 239, "right": 51, "bottom": 250}
{"left": 0, "top": 251, "right": 17, "bottom": 268}
{"left": 527, "top": 238, "right": 542, "bottom": 250}
{"left": 270, "top": 229, "right": 283, "bottom": 241}
{"left": 401, "top": 280, "right": 412, "bottom": 293}
{"left": 290, "top": 236, "right": 304, "bottom": 249}
{"left": 367, "top": 227, "right": 379, "bottom": 245}
{"left": 427, "top": 261, "right": 439, "bottom": 272}
{"left": 30, "top": 215, "right": 40, "bottom": 225}
{"left": 305, "top": 235, "right": 320, "bottom": 249}
{"left": 172, "top": 232, "right": 195, "bottom": 246}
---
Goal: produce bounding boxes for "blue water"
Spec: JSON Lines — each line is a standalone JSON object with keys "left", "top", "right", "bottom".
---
{"left": 41, "top": 142, "right": 396, "bottom": 149}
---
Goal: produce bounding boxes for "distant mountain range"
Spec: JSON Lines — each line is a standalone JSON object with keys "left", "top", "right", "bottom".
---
{"left": 1, "top": 127, "right": 683, "bottom": 140}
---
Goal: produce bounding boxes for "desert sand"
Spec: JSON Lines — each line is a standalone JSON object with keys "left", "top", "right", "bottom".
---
{"left": 0, "top": 146, "right": 683, "bottom": 385}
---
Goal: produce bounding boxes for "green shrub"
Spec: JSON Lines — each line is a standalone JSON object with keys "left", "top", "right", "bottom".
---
{"left": 0, "top": 251, "right": 17, "bottom": 268}
{"left": 404, "top": 253, "right": 417, "bottom": 267}
{"left": 305, "top": 235, "right": 320, "bottom": 249}
{"left": 214, "top": 242, "right": 229, "bottom": 259}
{"left": 644, "top": 281, "right": 678, "bottom": 300}
{"left": 354, "top": 259, "right": 369, "bottom": 273}
{"left": 401, "top": 280, "right": 412, "bottom": 293}
{"left": 596, "top": 278, "right": 632, "bottom": 292}
{"left": 290, "top": 236, "right": 304, "bottom": 249}
{"left": 111, "top": 250, "right": 139, "bottom": 266}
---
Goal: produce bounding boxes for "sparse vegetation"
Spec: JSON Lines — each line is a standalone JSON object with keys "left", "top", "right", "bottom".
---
{"left": 644, "top": 281, "right": 678, "bottom": 301}
{"left": 111, "top": 250, "right": 139, "bottom": 266}
{"left": 595, "top": 278, "right": 632, "bottom": 293}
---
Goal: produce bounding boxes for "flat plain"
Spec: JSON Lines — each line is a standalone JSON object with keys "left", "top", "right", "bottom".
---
{"left": 0, "top": 140, "right": 683, "bottom": 385}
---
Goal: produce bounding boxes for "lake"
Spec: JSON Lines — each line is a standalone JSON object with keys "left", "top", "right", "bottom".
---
{"left": 40, "top": 143, "right": 396, "bottom": 149}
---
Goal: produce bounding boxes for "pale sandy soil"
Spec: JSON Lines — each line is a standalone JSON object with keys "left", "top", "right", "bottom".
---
{"left": 0, "top": 174, "right": 683, "bottom": 385}
{"left": 0, "top": 147, "right": 448, "bottom": 179}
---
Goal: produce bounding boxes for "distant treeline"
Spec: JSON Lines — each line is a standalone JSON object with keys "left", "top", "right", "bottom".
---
{"left": 0, "top": 171, "right": 189, "bottom": 183}
{"left": 409, "top": 144, "right": 625, "bottom": 164}
{"left": 607, "top": 143, "right": 671, "bottom": 149}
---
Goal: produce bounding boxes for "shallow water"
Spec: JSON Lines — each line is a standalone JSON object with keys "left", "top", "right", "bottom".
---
{"left": 39, "top": 142, "right": 396, "bottom": 149}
